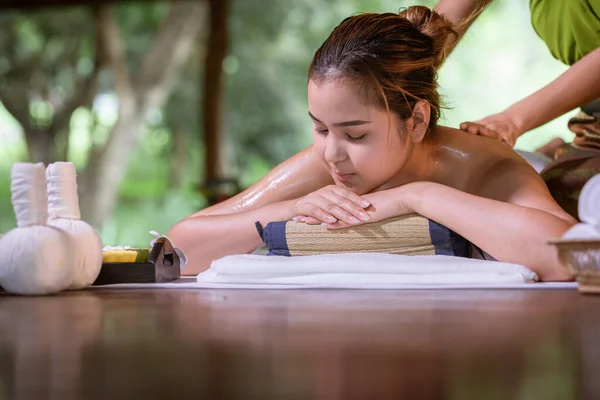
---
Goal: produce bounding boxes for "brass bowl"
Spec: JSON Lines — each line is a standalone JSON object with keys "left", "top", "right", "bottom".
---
{"left": 550, "top": 239, "right": 600, "bottom": 294}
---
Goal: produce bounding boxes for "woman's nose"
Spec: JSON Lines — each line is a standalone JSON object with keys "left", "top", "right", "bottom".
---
{"left": 324, "top": 137, "right": 348, "bottom": 164}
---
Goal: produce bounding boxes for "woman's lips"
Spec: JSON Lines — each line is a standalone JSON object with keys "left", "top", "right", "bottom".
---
{"left": 334, "top": 171, "right": 355, "bottom": 182}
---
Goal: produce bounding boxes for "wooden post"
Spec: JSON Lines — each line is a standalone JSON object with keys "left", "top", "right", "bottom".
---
{"left": 201, "top": 0, "right": 232, "bottom": 205}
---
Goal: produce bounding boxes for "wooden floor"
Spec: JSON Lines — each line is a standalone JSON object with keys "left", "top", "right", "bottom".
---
{"left": 0, "top": 288, "right": 598, "bottom": 399}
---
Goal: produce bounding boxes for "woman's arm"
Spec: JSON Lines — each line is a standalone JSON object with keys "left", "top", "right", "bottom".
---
{"left": 461, "top": 47, "right": 600, "bottom": 144}
{"left": 168, "top": 200, "right": 297, "bottom": 275}
{"left": 394, "top": 180, "right": 576, "bottom": 281}
{"left": 171, "top": 183, "right": 372, "bottom": 275}
{"left": 190, "top": 145, "right": 333, "bottom": 217}
{"left": 171, "top": 145, "right": 332, "bottom": 275}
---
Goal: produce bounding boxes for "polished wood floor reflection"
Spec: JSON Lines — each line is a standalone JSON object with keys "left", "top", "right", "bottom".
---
{"left": 0, "top": 288, "right": 598, "bottom": 399}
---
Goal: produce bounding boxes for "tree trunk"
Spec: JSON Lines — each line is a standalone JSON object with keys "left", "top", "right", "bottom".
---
{"left": 79, "top": 2, "right": 207, "bottom": 227}
{"left": 52, "top": 128, "right": 70, "bottom": 162}
{"left": 24, "top": 129, "right": 56, "bottom": 165}
{"left": 79, "top": 106, "right": 144, "bottom": 226}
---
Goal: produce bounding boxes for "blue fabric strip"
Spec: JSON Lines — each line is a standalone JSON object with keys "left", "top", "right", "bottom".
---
{"left": 428, "top": 220, "right": 472, "bottom": 258}
{"left": 255, "top": 221, "right": 291, "bottom": 256}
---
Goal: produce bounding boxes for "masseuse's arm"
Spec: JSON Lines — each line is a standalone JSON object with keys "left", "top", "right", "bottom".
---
{"left": 461, "top": 47, "right": 600, "bottom": 144}
{"left": 399, "top": 175, "right": 576, "bottom": 281}
{"left": 433, "top": 0, "right": 491, "bottom": 56}
{"left": 189, "top": 145, "right": 332, "bottom": 217}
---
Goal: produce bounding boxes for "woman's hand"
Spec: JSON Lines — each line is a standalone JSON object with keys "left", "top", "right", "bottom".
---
{"left": 295, "top": 185, "right": 416, "bottom": 229}
{"left": 292, "top": 185, "right": 372, "bottom": 227}
{"left": 459, "top": 112, "right": 522, "bottom": 147}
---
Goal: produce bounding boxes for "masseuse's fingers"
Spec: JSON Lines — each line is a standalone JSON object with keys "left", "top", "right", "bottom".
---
{"left": 460, "top": 121, "right": 490, "bottom": 136}
{"left": 477, "top": 126, "right": 513, "bottom": 146}
{"left": 460, "top": 121, "right": 513, "bottom": 147}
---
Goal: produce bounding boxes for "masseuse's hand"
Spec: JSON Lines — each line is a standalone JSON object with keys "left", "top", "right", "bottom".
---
{"left": 459, "top": 112, "right": 522, "bottom": 147}
{"left": 292, "top": 185, "right": 371, "bottom": 228}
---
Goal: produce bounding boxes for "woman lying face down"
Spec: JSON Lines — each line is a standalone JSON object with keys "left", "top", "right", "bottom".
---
{"left": 168, "top": 6, "right": 577, "bottom": 281}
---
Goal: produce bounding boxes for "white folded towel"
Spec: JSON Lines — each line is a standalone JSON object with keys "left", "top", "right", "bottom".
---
{"left": 197, "top": 253, "right": 538, "bottom": 287}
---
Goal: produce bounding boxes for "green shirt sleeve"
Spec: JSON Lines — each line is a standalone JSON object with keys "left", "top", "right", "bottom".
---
{"left": 530, "top": 0, "right": 600, "bottom": 65}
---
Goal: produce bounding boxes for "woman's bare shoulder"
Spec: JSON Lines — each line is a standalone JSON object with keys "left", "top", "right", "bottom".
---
{"left": 435, "top": 127, "right": 530, "bottom": 187}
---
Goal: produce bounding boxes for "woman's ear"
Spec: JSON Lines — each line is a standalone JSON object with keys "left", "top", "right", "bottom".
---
{"left": 407, "top": 101, "right": 431, "bottom": 143}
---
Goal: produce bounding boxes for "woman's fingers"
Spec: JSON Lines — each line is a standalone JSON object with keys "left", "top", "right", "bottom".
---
{"left": 323, "top": 191, "right": 371, "bottom": 223}
{"left": 296, "top": 200, "right": 359, "bottom": 225}
{"left": 316, "top": 200, "right": 361, "bottom": 225}
{"left": 323, "top": 220, "right": 353, "bottom": 229}
{"left": 333, "top": 187, "right": 370, "bottom": 208}
{"left": 299, "top": 216, "right": 353, "bottom": 229}
{"left": 300, "top": 216, "right": 321, "bottom": 225}
{"left": 317, "top": 195, "right": 368, "bottom": 225}
{"left": 305, "top": 216, "right": 353, "bottom": 229}
{"left": 299, "top": 202, "right": 341, "bottom": 224}
{"left": 292, "top": 185, "right": 372, "bottom": 226}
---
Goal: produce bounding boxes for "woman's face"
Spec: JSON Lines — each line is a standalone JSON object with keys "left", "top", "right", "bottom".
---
{"left": 308, "top": 79, "right": 413, "bottom": 194}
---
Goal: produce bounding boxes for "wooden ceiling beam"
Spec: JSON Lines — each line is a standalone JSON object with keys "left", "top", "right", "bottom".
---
{"left": 0, "top": 0, "right": 157, "bottom": 11}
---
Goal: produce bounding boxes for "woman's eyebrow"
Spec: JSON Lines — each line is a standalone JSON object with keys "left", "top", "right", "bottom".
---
{"left": 309, "top": 111, "right": 372, "bottom": 127}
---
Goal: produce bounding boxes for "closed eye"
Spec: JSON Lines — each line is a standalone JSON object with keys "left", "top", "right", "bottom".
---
{"left": 314, "top": 128, "right": 365, "bottom": 142}
{"left": 346, "top": 133, "right": 366, "bottom": 142}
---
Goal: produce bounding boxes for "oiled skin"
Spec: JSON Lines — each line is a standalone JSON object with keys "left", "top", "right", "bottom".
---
{"left": 189, "top": 146, "right": 333, "bottom": 217}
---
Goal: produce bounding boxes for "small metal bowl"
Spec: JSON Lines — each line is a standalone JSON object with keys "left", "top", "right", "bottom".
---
{"left": 550, "top": 239, "right": 600, "bottom": 294}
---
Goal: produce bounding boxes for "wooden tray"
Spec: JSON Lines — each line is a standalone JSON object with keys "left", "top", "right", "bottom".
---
{"left": 93, "top": 237, "right": 181, "bottom": 285}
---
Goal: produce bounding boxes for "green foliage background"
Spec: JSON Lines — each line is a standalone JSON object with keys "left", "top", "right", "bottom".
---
{"left": 0, "top": 0, "right": 571, "bottom": 246}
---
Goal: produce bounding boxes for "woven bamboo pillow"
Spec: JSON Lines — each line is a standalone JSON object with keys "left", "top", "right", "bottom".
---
{"left": 255, "top": 214, "right": 472, "bottom": 257}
